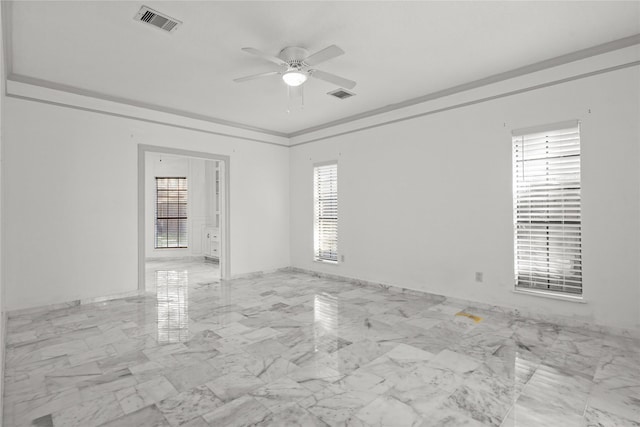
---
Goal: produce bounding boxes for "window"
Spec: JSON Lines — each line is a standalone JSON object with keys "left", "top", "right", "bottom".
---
{"left": 155, "top": 177, "right": 188, "bottom": 248}
{"left": 513, "top": 121, "right": 581, "bottom": 296}
{"left": 314, "top": 163, "right": 338, "bottom": 263}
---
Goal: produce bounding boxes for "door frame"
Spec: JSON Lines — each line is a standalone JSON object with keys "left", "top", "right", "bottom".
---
{"left": 138, "top": 144, "right": 231, "bottom": 290}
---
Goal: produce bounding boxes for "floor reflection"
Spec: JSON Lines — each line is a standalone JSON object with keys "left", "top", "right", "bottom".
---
{"left": 156, "top": 270, "right": 189, "bottom": 344}
{"left": 314, "top": 292, "right": 339, "bottom": 354}
{"left": 5, "top": 269, "right": 637, "bottom": 426}
{"left": 507, "top": 356, "right": 589, "bottom": 425}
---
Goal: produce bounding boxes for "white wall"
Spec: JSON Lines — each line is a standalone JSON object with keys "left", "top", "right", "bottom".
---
{"left": 144, "top": 153, "right": 215, "bottom": 259}
{"left": 0, "top": 3, "right": 6, "bottom": 422}
{"left": 3, "top": 98, "right": 290, "bottom": 310}
{"left": 2, "top": 39, "right": 639, "bottom": 336}
{"left": 0, "top": 9, "right": 4, "bottom": 427}
{"left": 290, "top": 65, "right": 640, "bottom": 330}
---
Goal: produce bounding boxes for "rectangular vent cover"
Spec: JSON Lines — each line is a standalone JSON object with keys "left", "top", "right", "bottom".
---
{"left": 328, "top": 88, "right": 356, "bottom": 100}
{"left": 135, "top": 6, "right": 181, "bottom": 33}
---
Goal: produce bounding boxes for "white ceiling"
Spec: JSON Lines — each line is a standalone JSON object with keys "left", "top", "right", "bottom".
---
{"left": 8, "top": 1, "right": 640, "bottom": 135}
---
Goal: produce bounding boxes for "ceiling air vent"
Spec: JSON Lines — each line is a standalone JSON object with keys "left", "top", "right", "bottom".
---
{"left": 328, "top": 88, "right": 356, "bottom": 100}
{"left": 134, "top": 6, "right": 182, "bottom": 33}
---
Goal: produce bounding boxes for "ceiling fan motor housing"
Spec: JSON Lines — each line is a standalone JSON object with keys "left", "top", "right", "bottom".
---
{"left": 235, "top": 44, "right": 356, "bottom": 91}
{"left": 279, "top": 46, "right": 309, "bottom": 68}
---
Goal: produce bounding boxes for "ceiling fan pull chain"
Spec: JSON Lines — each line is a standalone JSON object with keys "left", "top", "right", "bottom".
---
{"left": 287, "top": 85, "right": 304, "bottom": 113}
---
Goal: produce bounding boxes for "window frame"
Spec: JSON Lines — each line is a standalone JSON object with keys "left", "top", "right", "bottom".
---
{"left": 155, "top": 176, "right": 188, "bottom": 249}
{"left": 512, "top": 120, "right": 582, "bottom": 299}
{"left": 313, "top": 161, "right": 338, "bottom": 264}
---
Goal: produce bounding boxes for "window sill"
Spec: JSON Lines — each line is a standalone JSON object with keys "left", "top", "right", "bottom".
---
{"left": 313, "top": 259, "right": 339, "bottom": 266}
{"left": 512, "top": 288, "right": 586, "bottom": 304}
{"left": 154, "top": 248, "right": 189, "bottom": 250}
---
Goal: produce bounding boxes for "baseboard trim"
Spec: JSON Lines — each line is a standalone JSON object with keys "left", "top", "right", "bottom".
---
{"left": 7, "top": 290, "right": 144, "bottom": 318}
{"left": 6, "top": 266, "right": 288, "bottom": 316}
{"left": 229, "top": 267, "right": 292, "bottom": 280}
{"left": 5, "top": 266, "right": 638, "bottom": 341}
{"left": 290, "top": 267, "right": 640, "bottom": 340}
{"left": 145, "top": 255, "right": 205, "bottom": 262}
{"left": 1, "top": 310, "right": 7, "bottom": 427}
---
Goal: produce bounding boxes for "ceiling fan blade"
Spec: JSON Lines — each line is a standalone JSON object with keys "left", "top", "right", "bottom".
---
{"left": 241, "top": 47, "right": 287, "bottom": 66}
{"left": 233, "top": 71, "right": 280, "bottom": 83}
{"left": 304, "top": 45, "right": 344, "bottom": 66}
{"left": 310, "top": 69, "right": 356, "bottom": 89}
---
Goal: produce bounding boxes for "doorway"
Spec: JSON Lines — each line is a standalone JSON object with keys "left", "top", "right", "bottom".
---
{"left": 137, "top": 145, "right": 230, "bottom": 292}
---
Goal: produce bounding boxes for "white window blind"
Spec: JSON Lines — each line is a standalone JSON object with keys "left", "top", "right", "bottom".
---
{"left": 513, "top": 122, "right": 582, "bottom": 296}
{"left": 314, "top": 163, "right": 338, "bottom": 263}
{"left": 155, "top": 177, "right": 188, "bottom": 249}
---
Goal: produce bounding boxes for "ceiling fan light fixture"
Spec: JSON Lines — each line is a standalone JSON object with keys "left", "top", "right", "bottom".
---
{"left": 282, "top": 70, "right": 308, "bottom": 87}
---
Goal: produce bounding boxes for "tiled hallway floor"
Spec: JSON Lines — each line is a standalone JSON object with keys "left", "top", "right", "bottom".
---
{"left": 145, "top": 259, "right": 220, "bottom": 292}
{"left": 3, "top": 268, "right": 640, "bottom": 426}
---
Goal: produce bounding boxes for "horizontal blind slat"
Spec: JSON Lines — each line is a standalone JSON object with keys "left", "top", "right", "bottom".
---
{"left": 513, "top": 125, "right": 582, "bottom": 295}
{"left": 155, "top": 177, "right": 188, "bottom": 248}
{"left": 314, "top": 163, "right": 338, "bottom": 262}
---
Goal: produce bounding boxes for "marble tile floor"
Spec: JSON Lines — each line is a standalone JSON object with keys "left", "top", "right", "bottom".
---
{"left": 3, "top": 268, "right": 640, "bottom": 426}
{"left": 145, "top": 259, "right": 220, "bottom": 293}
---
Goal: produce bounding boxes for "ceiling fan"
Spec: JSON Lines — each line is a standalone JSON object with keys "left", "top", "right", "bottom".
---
{"left": 234, "top": 45, "right": 356, "bottom": 109}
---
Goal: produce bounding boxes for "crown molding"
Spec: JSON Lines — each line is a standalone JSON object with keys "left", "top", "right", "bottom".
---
{"left": 6, "top": 90, "right": 290, "bottom": 147}
{"left": 2, "top": 0, "right": 13, "bottom": 81}
{"left": 6, "top": 77, "right": 291, "bottom": 147}
{"left": 7, "top": 53, "right": 639, "bottom": 150}
{"left": 8, "top": 73, "right": 289, "bottom": 139}
{"left": 288, "top": 33, "right": 640, "bottom": 138}
{"left": 289, "top": 60, "right": 640, "bottom": 147}
{"left": 2, "top": 0, "right": 638, "bottom": 148}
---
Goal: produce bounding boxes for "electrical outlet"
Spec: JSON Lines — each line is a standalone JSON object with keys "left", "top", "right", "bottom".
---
{"left": 341, "top": 255, "right": 345, "bottom": 263}
{"left": 475, "top": 272, "right": 483, "bottom": 282}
